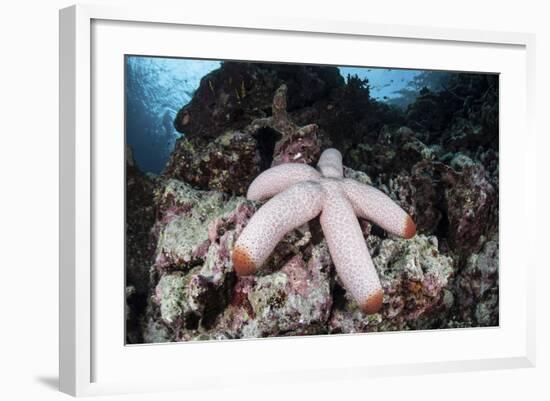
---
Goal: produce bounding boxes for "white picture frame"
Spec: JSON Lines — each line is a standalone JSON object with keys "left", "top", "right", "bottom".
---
{"left": 59, "top": 3, "right": 536, "bottom": 397}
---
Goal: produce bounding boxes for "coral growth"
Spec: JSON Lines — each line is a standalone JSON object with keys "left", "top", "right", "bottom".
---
{"left": 126, "top": 62, "right": 499, "bottom": 343}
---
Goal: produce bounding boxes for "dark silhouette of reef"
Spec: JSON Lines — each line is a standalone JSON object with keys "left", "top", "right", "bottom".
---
{"left": 125, "top": 62, "right": 499, "bottom": 343}
{"left": 125, "top": 147, "right": 157, "bottom": 343}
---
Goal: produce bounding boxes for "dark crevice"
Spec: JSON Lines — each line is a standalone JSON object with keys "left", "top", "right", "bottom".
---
{"left": 254, "top": 127, "right": 282, "bottom": 171}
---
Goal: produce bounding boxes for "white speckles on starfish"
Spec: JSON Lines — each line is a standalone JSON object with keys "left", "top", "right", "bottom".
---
{"left": 246, "top": 163, "right": 321, "bottom": 201}
{"left": 319, "top": 178, "right": 383, "bottom": 313}
{"left": 233, "top": 181, "right": 324, "bottom": 276}
{"left": 317, "top": 147, "right": 343, "bottom": 178}
{"left": 341, "top": 178, "right": 416, "bottom": 239}
{"left": 233, "top": 148, "right": 416, "bottom": 314}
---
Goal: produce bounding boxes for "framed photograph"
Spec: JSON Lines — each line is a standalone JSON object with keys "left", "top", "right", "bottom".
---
{"left": 59, "top": 4, "right": 536, "bottom": 396}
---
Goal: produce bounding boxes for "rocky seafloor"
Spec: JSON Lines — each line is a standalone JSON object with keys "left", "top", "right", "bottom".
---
{"left": 125, "top": 62, "right": 499, "bottom": 344}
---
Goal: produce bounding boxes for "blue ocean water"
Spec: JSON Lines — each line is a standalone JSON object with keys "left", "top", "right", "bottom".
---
{"left": 125, "top": 57, "right": 220, "bottom": 173}
{"left": 125, "top": 57, "right": 446, "bottom": 174}
{"left": 339, "top": 66, "right": 421, "bottom": 100}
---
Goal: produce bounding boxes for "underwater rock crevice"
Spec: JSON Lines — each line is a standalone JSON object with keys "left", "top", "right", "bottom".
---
{"left": 253, "top": 127, "right": 281, "bottom": 171}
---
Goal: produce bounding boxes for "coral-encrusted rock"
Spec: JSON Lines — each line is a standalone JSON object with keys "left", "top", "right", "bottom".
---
{"left": 163, "top": 131, "right": 261, "bottom": 195}
{"left": 146, "top": 180, "right": 254, "bottom": 338}
{"left": 144, "top": 178, "right": 334, "bottom": 341}
{"left": 345, "top": 127, "right": 445, "bottom": 235}
{"left": 174, "top": 62, "right": 344, "bottom": 139}
{"left": 368, "top": 156, "right": 497, "bottom": 258}
{"left": 142, "top": 307, "right": 172, "bottom": 344}
{"left": 445, "top": 162, "right": 497, "bottom": 254}
{"left": 245, "top": 84, "right": 321, "bottom": 166}
{"left": 455, "top": 233, "right": 499, "bottom": 326}
{"left": 329, "top": 235, "right": 454, "bottom": 333}
{"left": 143, "top": 177, "right": 496, "bottom": 341}
{"left": 342, "top": 166, "right": 372, "bottom": 185}
{"left": 126, "top": 147, "right": 156, "bottom": 293}
{"left": 165, "top": 85, "right": 322, "bottom": 195}
{"left": 387, "top": 160, "right": 453, "bottom": 236}
{"left": 215, "top": 244, "right": 333, "bottom": 338}
{"left": 348, "top": 126, "right": 439, "bottom": 179}
{"left": 126, "top": 146, "right": 156, "bottom": 343}
{"left": 152, "top": 179, "right": 250, "bottom": 270}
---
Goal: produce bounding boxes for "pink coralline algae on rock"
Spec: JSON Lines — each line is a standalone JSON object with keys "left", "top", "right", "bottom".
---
{"left": 329, "top": 234, "right": 453, "bottom": 333}
{"left": 233, "top": 148, "right": 417, "bottom": 314}
{"left": 144, "top": 178, "right": 335, "bottom": 341}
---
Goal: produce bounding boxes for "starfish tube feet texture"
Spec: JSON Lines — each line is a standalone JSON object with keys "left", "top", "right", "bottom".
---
{"left": 320, "top": 180, "right": 383, "bottom": 314}
{"left": 233, "top": 181, "right": 324, "bottom": 276}
{"left": 342, "top": 179, "right": 416, "bottom": 239}
{"left": 233, "top": 147, "right": 416, "bottom": 314}
{"left": 246, "top": 163, "right": 321, "bottom": 201}
{"left": 317, "top": 147, "right": 343, "bottom": 178}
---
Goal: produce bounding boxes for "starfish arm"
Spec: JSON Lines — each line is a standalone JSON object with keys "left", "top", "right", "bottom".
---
{"left": 246, "top": 163, "right": 321, "bottom": 201}
{"left": 341, "top": 179, "right": 416, "bottom": 239}
{"left": 320, "top": 185, "right": 383, "bottom": 314}
{"left": 233, "top": 181, "right": 324, "bottom": 275}
{"left": 317, "top": 148, "right": 343, "bottom": 178}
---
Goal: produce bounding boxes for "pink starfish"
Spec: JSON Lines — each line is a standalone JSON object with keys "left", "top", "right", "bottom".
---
{"left": 232, "top": 148, "right": 416, "bottom": 314}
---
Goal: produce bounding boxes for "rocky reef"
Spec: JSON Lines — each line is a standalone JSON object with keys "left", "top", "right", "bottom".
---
{"left": 125, "top": 147, "right": 156, "bottom": 343}
{"left": 126, "top": 62, "right": 499, "bottom": 343}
